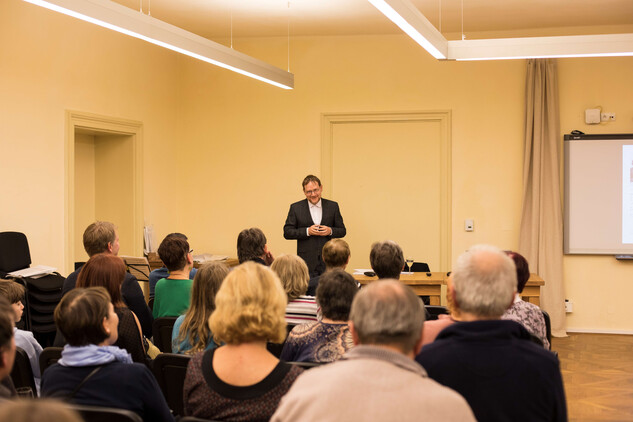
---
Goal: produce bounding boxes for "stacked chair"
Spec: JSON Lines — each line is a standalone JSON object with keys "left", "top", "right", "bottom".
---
{"left": 0, "top": 231, "right": 65, "bottom": 347}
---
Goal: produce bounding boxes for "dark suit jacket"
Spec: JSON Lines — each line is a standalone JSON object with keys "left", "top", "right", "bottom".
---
{"left": 283, "top": 198, "right": 346, "bottom": 276}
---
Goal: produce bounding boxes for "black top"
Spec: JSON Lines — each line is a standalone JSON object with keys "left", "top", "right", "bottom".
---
{"left": 202, "top": 348, "right": 292, "bottom": 399}
{"left": 63, "top": 266, "right": 153, "bottom": 337}
{"left": 41, "top": 361, "right": 174, "bottom": 422}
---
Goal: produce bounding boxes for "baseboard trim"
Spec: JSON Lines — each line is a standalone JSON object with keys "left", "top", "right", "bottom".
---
{"left": 566, "top": 328, "right": 633, "bottom": 335}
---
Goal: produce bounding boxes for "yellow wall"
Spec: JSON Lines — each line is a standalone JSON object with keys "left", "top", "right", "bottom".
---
{"left": 0, "top": 0, "right": 182, "bottom": 270}
{"left": 1, "top": 0, "right": 632, "bottom": 332}
{"left": 559, "top": 57, "right": 633, "bottom": 333}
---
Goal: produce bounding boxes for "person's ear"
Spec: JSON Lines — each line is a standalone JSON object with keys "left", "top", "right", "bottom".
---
{"left": 102, "top": 316, "right": 111, "bottom": 337}
{"left": 448, "top": 284, "right": 459, "bottom": 310}
{"left": 414, "top": 325, "right": 425, "bottom": 355}
{"left": 106, "top": 242, "right": 113, "bottom": 253}
{"left": 349, "top": 321, "right": 361, "bottom": 346}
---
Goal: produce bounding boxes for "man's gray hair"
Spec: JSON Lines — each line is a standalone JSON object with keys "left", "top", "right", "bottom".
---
{"left": 350, "top": 280, "right": 425, "bottom": 353}
{"left": 452, "top": 244, "right": 517, "bottom": 318}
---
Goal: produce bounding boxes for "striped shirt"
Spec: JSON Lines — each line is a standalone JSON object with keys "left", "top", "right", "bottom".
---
{"left": 285, "top": 295, "right": 320, "bottom": 325}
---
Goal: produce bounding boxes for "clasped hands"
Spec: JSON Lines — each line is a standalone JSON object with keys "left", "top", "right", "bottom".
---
{"left": 308, "top": 225, "right": 332, "bottom": 236}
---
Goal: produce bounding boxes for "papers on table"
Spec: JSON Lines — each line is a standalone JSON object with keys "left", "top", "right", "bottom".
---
{"left": 7, "top": 265, "right": 56, "bottom": 279}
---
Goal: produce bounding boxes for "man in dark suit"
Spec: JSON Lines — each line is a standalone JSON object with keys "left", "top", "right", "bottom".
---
{"left": 284, "top": 175, "right": 346, "bottom": 277}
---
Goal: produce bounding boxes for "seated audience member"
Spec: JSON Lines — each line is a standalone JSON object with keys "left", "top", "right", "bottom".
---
{"left": 237, "top": 227, "right": 274, "bottom": 265}
{"left": 421, "top": 273, "right": 460, "bottom": 347}
{"left": 272, "top": 280, "right": 475, "bottom": 422}
{"left": 416, "top": 245, "right": 567, "bottom": 422}
{"left": 172, "top": 261, "right": 229, "bottom": 354}
{"left": 77, "top": 254, "right": 146, "bottom": 364}
{"left": 271, "top": 254, "right": 319, "bottom": 324}
{"left": 41, "top": 287, "right": 173, "bottom": 422}
{"left": 0, "top": 280, "right": 42, "bottom": 392}
{"left": 183, "top": 262, "right": 303, "bottom": 421}
{"left": 370, "top": 240, "right": 405, "bottom": 279}
{"left": 0, "top": 399, "right": 83, "bottom": 422}
{"left": 281, "top": 269, "right": 358, "bottom": 363}
{"left": 149, "top": 233, "right": 197, "bottom": 299}
{"left": 153, "top": 235, "right": 194, "bottom": 318}
{"left": 0, "top": 296, "right": 17, "bottom": 399}
{"left": 502, "top": 251, "right": 550, "bottom": 349}
{"left": 306, "top": 239, "right": 350, "bottom": 296}
{"left": 63, "top": 221, "right": 152, "bottom": 337}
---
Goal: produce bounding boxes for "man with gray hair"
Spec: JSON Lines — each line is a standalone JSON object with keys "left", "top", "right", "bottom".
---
{"left": 61, "top": 221, "right": 153, "bottom": 337}
{"left": 271, "top": 280, "right": 475, "bottom": 422}
{"left": 416, "top": 244, "right": 567, "bottom": 422}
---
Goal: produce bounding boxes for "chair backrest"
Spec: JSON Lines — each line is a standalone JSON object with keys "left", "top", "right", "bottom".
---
{"left": 152, "top": 353, "right": 191, "bottom": 416}
{"left": 424, "top": 305, "right": 449, "bottom": 321}
{"left": 39, "top": 346, "right": 63, "bottom": 376}
{"left": 410, "top": 262, "right": 430, "bottom": 272}
{"left": 288, "top": 361, "right": 325, "bottom": 369}
{"left": 152, "top": 317, "right": 178, "bottom": 353}
{"left": 541, "top": 310, "right": 552, "bottom": 350}
{"left": 10, "top": 347, "right": 37, "bottom": 395}
{"left": 68, "top": 404, "right": 143, "bottom": 422}
{"left": 0, "top": 232, "right": 31, "bottom": 274}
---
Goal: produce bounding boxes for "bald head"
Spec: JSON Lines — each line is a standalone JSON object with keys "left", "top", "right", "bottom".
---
{"left": 350, "top": 279, "right": 425, "bottom": 354}
{"left": 451, "top": 244, "right": 516, "bottom": 319}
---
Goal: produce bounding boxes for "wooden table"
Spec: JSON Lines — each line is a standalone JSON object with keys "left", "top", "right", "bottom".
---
{"left": 354, "top": 272, "right": 544, "bottom": 307}
{"left": 522, "top": 274, "right": 544, "bottom": 307}
{"left": 354, "top": 272, "right": 446, "bottom": 305}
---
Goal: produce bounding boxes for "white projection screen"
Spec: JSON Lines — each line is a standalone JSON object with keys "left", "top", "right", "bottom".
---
{"left": 564, "top": 133, "right": 633, "bottom": 255}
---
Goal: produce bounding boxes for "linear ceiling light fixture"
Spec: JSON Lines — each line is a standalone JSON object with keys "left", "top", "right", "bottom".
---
{"left": 369, "top": 0, "right": 633, "bottom": 60}
{"left": 368, "top": 0, "right": 447, "bottom": 59}
{"left": 24, "top": 0, "right": 294, "bottom": 89}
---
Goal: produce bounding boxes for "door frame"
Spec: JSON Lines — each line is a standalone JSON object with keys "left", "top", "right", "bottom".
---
{"left": 321, "top": 111, "right": 451, "bottom": 271}
{"left": 65, "top": 110, "right": 144, "bottom": 274}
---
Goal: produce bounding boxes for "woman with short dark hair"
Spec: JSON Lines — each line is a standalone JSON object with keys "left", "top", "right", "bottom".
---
{"left": 41, "top": 287, "right": 173, "bottom": 422}
{"left": 280, "top": 269, "right": 358, "bottom": 363}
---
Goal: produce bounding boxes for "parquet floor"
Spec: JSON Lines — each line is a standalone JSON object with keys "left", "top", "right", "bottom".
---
{"left": 553, "top": 333, "right": 633, "bottom": 421}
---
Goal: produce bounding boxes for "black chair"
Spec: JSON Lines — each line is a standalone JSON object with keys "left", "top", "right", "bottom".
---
{"left": 152, "top": 353, "right": 191, "bottom": 416}
{"left": 10, "top": 347, "right": 37, "bottom": 396}
{"left": 408, "top": 262, "right": 430, "bottom": 272}
{"left": 152, "top": 317, "right": 178, "bottom": 353}
{"left": 67, "top": 404, "right": 142, "bottom": 422}
{"left": 542, "top": 310, "right": 552, "bottom": 350}
{"left": 39, "top": 346, "right": 63, "bottom": 376}
{"left": 288, "top": 361, "right": 325, "bottom": 369}
{"left": 148, "top": 297, "right": 154, "bottom": 311}
{"left": 425, "top": 305, "right": 449, "bottom": 321}
{"left": 0, "top": 232, "right": 65, "bottom": 346}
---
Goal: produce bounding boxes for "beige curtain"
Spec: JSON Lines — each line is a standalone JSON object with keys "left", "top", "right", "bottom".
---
{"left": 518, "top": 59, "right": 567, "bottom": 337}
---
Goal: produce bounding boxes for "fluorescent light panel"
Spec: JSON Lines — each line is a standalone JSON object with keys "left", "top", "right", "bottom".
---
{"left": 449, "top": 34, "right": 633, "bottom": 61}
{"left": 369, "top": 0, "right": 633, "bottom": 61}
{"left": 24, "top": 0, "right": 294, "bottom": 89}
{"left": 368, "top": 0, "right": 447, "bottom": 59}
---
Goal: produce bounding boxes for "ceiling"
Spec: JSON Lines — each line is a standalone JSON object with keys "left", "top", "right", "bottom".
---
{"left": 111, "top": 0, "right": 633, "bottom": 41}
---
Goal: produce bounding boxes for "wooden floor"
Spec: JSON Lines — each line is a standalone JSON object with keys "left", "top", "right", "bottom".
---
{"left": 553, "top": 333, "right": 633, "bottom": 421}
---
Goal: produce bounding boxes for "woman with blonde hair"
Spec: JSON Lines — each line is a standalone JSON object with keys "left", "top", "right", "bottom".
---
{"left": 183, "top": 262, "right": 303, "bottom": 421}
{"left": 271, "top": 254, "right": 319, "bottom": 325}
{"left": 172, "top": 261, "right": 230, "bottom": 354}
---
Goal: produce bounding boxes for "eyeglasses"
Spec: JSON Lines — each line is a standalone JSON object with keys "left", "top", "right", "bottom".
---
{"left": 304, "top": 188, "right": 321, "bottom": 195}
{"left": 189, "top": 249, "right": 194, "bottom": 254}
